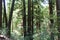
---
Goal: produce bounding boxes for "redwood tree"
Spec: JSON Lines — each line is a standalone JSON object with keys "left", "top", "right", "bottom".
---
{"left": 28, "top": 0, "right": 33, "bottom": 40}
{"left": 56, "top": 0, "right": 60, "bottom": 40}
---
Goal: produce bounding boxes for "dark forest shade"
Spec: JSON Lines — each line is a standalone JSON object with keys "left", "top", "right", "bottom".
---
{"left": 49, "top": 0, "right": 54, "bottom": 40}
{"left": 0, "top": 0, "right": 2, "bottom": 33}
{"left": 7, "top": 0, "right": 15, "bottom": 38}
{"left": 56, "top": 0, "right": 60, "bottom": 40}
{"left": 49, "top": 0, "right": 53, "bottom": 14}
{"left": 28, "top": 0, "right": 33, "bottom": 40}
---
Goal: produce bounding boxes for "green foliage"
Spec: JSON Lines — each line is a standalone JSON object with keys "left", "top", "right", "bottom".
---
{"left": 2, "top": 0, "right": 58, "bottom": 40}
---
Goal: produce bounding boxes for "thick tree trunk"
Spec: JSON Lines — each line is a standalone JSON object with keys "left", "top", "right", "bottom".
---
{"left": 49, "top": 0, "right": 54, "bottom": 40}
{"left": 56, "top": 0, "right": 60, "bottom": 40}
{"left": 28, "top": 0, "right": 33, "bottom": 40}
{"left": 0, "top": 0, "right": 2, "bottom": 34}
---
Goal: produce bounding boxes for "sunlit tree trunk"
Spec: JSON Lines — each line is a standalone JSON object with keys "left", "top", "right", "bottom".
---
{"left": 0, "top": 0, "right": 2, "bottom": 34}
{"left": 49, "top": 0, "right": 54, "bottom": 40}
{"left": 56, "top": 0, "right": 60, "bottom": 40}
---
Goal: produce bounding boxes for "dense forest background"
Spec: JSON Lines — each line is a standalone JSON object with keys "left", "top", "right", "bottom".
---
{"left": 1, "top": 0, "right": 60, "bottom": 40}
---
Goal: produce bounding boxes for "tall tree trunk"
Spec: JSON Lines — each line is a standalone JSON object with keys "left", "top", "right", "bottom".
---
{"left": 7, "top": 0, "right": 15, "bottom": 38}
{"left": 3, "top": 0, "right": 7, "bottom": 29}
{"left": 22, "top": 0, "right": 26, "bottom": 40}
{"left": 56, "top": 0, "right": 60, "bottom": 40}
{"left": 0, "top": 0, "right": 2, "bottom": 34}
{"left": 31, "top": 0, "right": 33, "bottom": 39}
{"left": 28, "top": 0, "right": 33, "bottom": 40}
{"left": 49, "top": 0, "right": 54, "bottom": 40}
